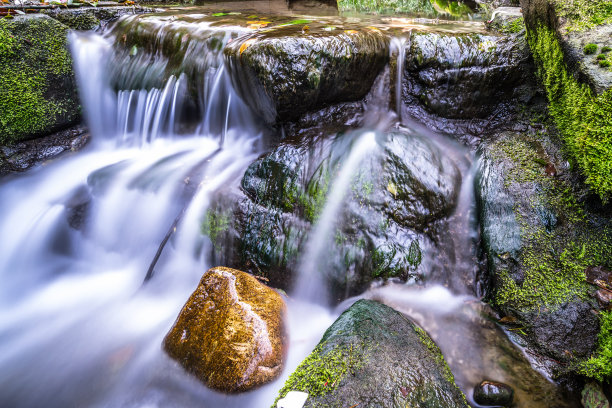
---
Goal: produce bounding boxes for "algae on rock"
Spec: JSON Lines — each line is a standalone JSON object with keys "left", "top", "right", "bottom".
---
{"left": 0, "top": 15, "right": 79, "bottom": 145}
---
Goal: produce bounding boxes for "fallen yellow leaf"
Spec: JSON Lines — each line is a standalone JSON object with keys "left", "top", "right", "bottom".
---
{"left": 239, "top": 38, "right": 257, "bottom": 55}
{"left": 387, "top": 181, "right": 398, "bottom": 198}
{"left": 344, "top": 29, "right": 358, "bottom": 34}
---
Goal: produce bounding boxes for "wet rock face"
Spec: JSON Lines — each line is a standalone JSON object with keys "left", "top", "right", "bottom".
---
{"left": 274, "top": 299, "right": 469, "bottom": 408}
{"left": 405, "top": 32, "right": 532, "bottom": 119}
{"left": 476, "top": 130, "right": 611, "bottom": 370}
{"left": 218, "top": 128, "right": 461, "bottom": 300}
{"left": 473, "top": 380, "right": 514, "bottom": 406}
{"left": 225, "top": 26, "right": 389, "bottom": 123}
{"left": 163, "top": 267, "right": 287, "bottom": 392}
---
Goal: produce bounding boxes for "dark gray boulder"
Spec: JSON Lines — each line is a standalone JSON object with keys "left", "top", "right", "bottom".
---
{"left": 225, "top": 25, "right": 389, "bottom": 123}
{"left": 208, "top": 128, "right": 462, "bottom": 300}
{"left": 274, "top": 299, "right": 469, "bottom": 408}
{"left": 404, "top": 31, "right": 533, "bottom": 119}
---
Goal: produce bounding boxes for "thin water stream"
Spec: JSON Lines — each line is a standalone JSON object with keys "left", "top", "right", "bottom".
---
{"left": 0, "top": 8, "right": 579, "bottom": 408}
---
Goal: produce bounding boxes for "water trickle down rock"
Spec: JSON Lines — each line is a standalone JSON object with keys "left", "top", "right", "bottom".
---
{"left": 163, "top": 266, "right": 287, "bottom": 392}
{"left": 209, "top": 127, "right": 463, "bottom": 301}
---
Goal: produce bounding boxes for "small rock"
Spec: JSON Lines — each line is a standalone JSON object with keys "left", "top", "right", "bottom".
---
{"left": 473, "top": 380, "right": 514, "bottom": 406}
{"left": 277, "top": 391, "right": 308, "bottom": 408}
{"left": 163, "top": 266, "right": 287, "bottom": 392}
{"left": 581, "top": 382, "right": 610, "bottom": 408}
{"left": 596, "top": 289, "right": 612, "bottom": 309}
{"left": 586, "top": 266, "right": 612, "bottom": 286}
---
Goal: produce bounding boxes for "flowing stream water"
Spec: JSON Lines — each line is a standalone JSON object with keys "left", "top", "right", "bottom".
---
{"left": 0, "top": 9, "right": 579, "bottom": 408}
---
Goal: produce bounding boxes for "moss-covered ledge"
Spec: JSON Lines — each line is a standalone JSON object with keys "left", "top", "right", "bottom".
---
{"left": 0, "top": 15, "right": 80, "bottom": 145}
{"left": 520, "top": 0, "right": 612, "bottom": 200}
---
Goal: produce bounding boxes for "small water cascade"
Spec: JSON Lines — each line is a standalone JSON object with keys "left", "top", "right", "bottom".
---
{"left": 293, "top": 131, "right": 379, "bottom": 305}
{"left": 390, "top": 36, "right": 408, "bottom": 121}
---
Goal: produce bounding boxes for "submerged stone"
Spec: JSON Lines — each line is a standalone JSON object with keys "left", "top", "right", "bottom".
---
{"left": 581, "top": 382, "right": 611, "bottom": 408}
{"left": 163, "top": 266, "right": 287, "bottom": 392}
{"left": 473, "top": 380, "right": 514, "bottom": 406}
{"left": 274, "top": 299, "right": 469, "bottom": 408}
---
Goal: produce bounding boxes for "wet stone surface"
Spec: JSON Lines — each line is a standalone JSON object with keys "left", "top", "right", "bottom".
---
{"left": 473, "top": 380, "right": 514, "bottom": 406}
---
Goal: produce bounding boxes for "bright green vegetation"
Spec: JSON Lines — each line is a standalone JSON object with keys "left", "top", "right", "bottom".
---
{"left": 580, "top": 311, "right": 612, "bottom": 381}
{"left": 498, "top": 17, "right": 525, "bottom": 35}
{"left": 273, "top": 342, "right": 368, "bottom": 407}
{"left": 584, "top": 43, "right": 598, "bottom": 54}
{"left": 602, "top": 46, "right": 612, "bottom": 53}
{"left": 599, "top": 60, "right": 611, "bottom": 68}
{"left": 527, "top": 24, "right": 612, "bottom": 199}
{"left": 338, "top": 0, "right": 435, "bottom": 15}
{"left": 201, "top": 207, "right": 231, "bottom": 247}
{"left": 554, "top": 0, "right": 612, "bottom": 31}
{"left": 0, "top": 16, "right": 78, "bottom": 145}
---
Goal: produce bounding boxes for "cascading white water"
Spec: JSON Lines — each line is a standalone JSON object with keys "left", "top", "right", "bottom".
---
{"left": 390, "top": 36, "right": 408, "bottom": 121}
{"left": 293, "top": 131, "right": 379, "bottom": 305}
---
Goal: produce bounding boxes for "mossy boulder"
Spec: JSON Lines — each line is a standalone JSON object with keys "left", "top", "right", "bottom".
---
{"left": 476, "top": 130, "right": 612, "bottom": 375}
{"left": 163, "top": 266, "right": 287, "bottom": 392}
{"left": 225, "top": 25, "right": 389, "bottom": 123}
{"left": 404, "top": 31, "right": 533, "bottom": 119}
{"left": 0, "top": 15, "right": 79, "bottom": 145}
{"left": 206, "top": 128, "right": 462, "bottom": 301}
{"left": 274, "top": 299, "right": 469, "bottom": 408}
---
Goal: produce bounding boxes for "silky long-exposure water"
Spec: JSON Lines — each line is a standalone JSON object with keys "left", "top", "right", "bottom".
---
{"left": 0, "top": 8, "right": 581, "bottom": 408}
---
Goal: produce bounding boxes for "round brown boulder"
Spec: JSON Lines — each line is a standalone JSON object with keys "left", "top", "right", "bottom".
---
{"left": 163, "top": 266, "right": 287, "bottom": 392}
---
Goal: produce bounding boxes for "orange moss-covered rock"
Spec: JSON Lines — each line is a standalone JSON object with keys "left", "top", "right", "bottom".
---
{"left": 163, "top": 266, "right": 287, "bottom": 392}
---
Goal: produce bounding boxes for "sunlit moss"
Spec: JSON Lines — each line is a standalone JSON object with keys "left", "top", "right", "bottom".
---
{"left": 0, "top": 17, "right": 78, "bottom": 144}
{"left": 580, "top": 311, "right": 612, "bottom": 381}
{"left": 553, "top": 0, "right": 612, "bottom": 32}
{"left": 527, "top": 24, "right": 612, "bottom": 200}
{"left": 273, "top": 342, "right": 369, "bottom": 407}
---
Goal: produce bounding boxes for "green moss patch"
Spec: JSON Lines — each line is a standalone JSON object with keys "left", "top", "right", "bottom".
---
{"left": 554, "top": 0, "right": 612, "bottom": 32}
{"left": 527, "top": 24, "right": 612, "bottom": 200}
{"left": 489, "top": 134, "right": 612, "bottom": 311}
{"left": 580, "top": 310, "right": 612, "bottom": 381}
{"left": 273, "top": 342, "right": 369, "bottom": 406}
{"left": 0, "top": 16, "right": 79, "bottom": 145}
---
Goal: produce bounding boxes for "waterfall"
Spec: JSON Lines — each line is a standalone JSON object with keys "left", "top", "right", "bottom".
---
{"left": 293, "top": 131, "right": 379, "bottom": 305}
{"left": 390, "top": 36, "right": 408, "bottom": 121}
{"left": 0, "top": 17, "right": 269, "bottom": 408}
